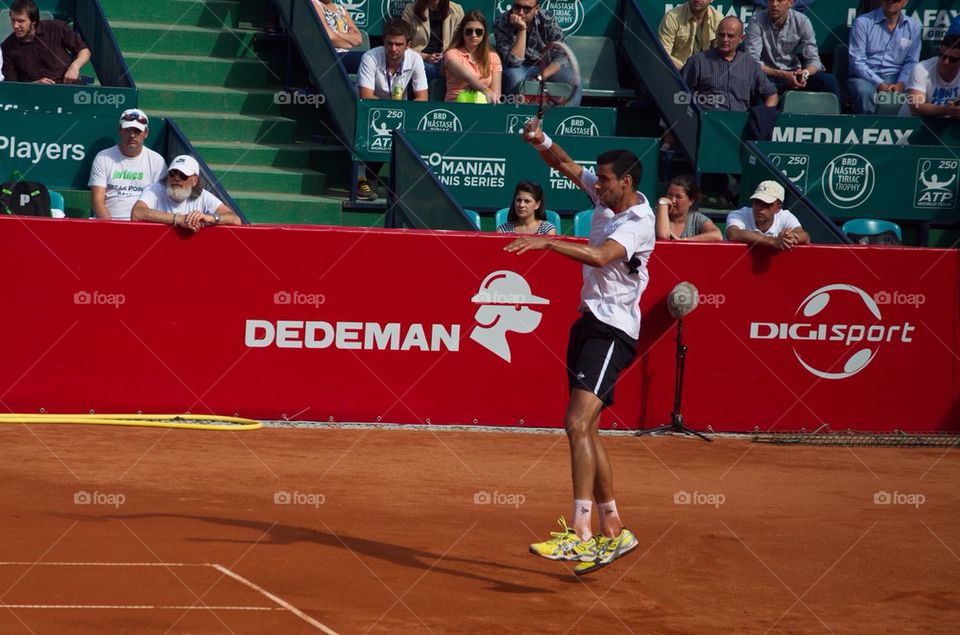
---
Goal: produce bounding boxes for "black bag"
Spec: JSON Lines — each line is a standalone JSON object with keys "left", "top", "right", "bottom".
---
{"left": 1, "top": 173, "right": 52, "bottom": 217}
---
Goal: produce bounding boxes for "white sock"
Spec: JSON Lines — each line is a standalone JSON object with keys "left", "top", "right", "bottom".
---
{"left": 572, "top": 499, "right": 593, "bottom": 541}
{"left": 598, "top": 500, "right": 622, "bottom": 536}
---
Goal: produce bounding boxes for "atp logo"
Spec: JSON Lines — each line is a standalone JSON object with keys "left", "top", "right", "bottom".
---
{"left": 914, "top": 158, "right": 958, "bottom": 210}
{"left": 470, "top": 271, "right": 550, "bottom": 362}
{"left": 770, "top": 154, "right": 809, "bottom": 193}
{"left": 367, "top": 108, "right": 404, "bottom": 153}
{"left": 749, "top": 284, "right": 915, "bottom": 380}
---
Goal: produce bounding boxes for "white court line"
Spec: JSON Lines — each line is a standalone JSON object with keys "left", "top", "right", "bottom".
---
{"left": 0, "top": 562, "right": 201, "bottom": 567}
{"left": 0, "top": 562, "right": 339, "bottom": 634}
{"left": 0, "top": 604, "right": 282, "bottom": 611}
{"left": 211, "top": 564, "right": 338, "bottom": 634}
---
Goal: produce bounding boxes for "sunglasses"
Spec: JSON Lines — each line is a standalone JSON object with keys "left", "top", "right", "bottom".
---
{"left": 121, "top": 111, "right": 148, "bottom": 124}
{"left": 168, "top": 170, "right": 190, "bottom": 179}
{"left": 464, "top": 27, "right": 484, "bottom": 37}
{"left": 512, "top": 4, "right": 537, "bottom": 14}
{"left": 941, "top": 52, "right": 960, "bottom": 63}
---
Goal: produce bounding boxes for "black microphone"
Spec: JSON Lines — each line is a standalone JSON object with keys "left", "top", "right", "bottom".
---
{"left": 667, "top": 282, "right": 699, "bottom": 320}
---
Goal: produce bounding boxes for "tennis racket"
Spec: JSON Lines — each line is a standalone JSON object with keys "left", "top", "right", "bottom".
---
{"left": 524, "top": 41, "right": 581, "bottom": 139}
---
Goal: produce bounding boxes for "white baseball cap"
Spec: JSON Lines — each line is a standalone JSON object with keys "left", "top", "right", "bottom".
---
{"left": 119, "top": 109, "right": 149, "bottom": 131}
{"left": 168, "top": 155, "right": 200, "bottom": 177}
{"left": 750, "top": 180, "right": 785, "bottom": 204}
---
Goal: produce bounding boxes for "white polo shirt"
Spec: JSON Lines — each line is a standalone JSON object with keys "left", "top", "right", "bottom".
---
{"left": 137, "top": 182, "right": 224, "bottom": 215}
{"left": 725, "top": 206, "right": 802, "bottom": 237}
{"left": 356, "top": 48, "right": 428, "bottom": 100}
{"left": 578, "top": 169, "right": 656, "bottom": 340}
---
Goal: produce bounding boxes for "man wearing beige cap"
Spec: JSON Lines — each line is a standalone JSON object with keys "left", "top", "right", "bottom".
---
{"left": 132, "top": 155, "right": 239, "bottom": 232}
{"left": 89, "top": 109, "right": 167, "bottom": 221}
{"left": 725, "top": 180, "right": 809, "bottom": 249}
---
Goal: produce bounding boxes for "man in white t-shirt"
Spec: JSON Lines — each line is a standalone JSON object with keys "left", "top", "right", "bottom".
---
{"left": 504, "top": 120, "right": 654, "bottom": 576}
{"left": 901, "top": 32, "right": 960, "bottom": 119}
{"left": 725, "top": 180, "right": 810, "bottom": 249}
{"left": 354, "top": 19, "right": 428, "bottom": 200}
{"left": 132, "top": 155, "right": 239, "bottom": 232}
{"left": 88, "top": 109, "right": 167, "bottom": 221}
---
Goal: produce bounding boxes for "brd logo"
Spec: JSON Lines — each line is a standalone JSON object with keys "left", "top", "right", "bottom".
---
{"left": 496, "top": 1, "right": 584, "bottom": 35}
{"left": 417, "top": 109, "right": 462, "bottom": 133}
{"left": 821, "top": 153, "right": 875, "bottom": 209}
{"left": 554, "top": 116, "right": 598, "bottom": 136}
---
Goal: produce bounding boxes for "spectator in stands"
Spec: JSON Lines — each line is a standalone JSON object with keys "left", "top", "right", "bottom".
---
{"left": 725, "top": 180, "right": 809, "bottom": 249}
{"left": 654, "top": 174, "right": 722, "bottom": 241}
{"left": 497, "top": 181, "right": 556, "bottom": 235}
{"left": 444, "top": 11, "right": 501, "bottom": 103}
{"left": 132, "top": 155, "right": 239, "bottom": 232}
{"left": 753, "top": 0, "right": 816, "bottom": 11}
{"left": 847, "top": 0, "right": 920, "bottom": 115}
{"left": 901, "top": 30, "right": 960, "bottom": 119}
{"left": 680, "top": 17, "right": 779, "bottom": 111}
{"left": 403, "top": 0, "right": 464, "bottom": 81}
{"left": 356, "top": 19, "right": 428, "bottom": 200}
{"left": 658, "top": 0, "right": 723, "bottom": 70}
{"left": 745, "top": 0, "right": 840, "bottom": 101}
{"left": 493, "top": 0, "right": 581, "bottom": 106}
{"left": 311, "top": 0, "right": 364, "bottom": 74}
{"left": 89, "top": 109, "right": 167, "bottom": 222}
{"left": 1, "top": 0, "right": 90, "bottom": 84}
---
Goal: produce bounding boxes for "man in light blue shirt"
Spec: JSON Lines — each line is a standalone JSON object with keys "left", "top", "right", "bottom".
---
{"left": 847, "top": 0, "right": 921, "bottom": 114}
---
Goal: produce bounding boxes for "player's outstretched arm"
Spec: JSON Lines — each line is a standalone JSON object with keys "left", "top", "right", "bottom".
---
{"left": 523, "top": 119, "right": 583, "bottom": 187}
{"left": 504, "top": 235, "right": 626, "bottom": 268}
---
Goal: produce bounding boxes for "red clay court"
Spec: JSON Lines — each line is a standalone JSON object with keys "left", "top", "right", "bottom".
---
{"left": 1, "top": 424, "right": 958, "bottom": 633}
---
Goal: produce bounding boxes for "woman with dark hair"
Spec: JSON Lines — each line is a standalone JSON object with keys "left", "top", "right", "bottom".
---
{"left": 403, "top": 0, "right": 464, "bottom": 80}
{"left": 497, "top": 181, "right": 556, "bottom": 235}
{"left": 311, "top": 0, "right": 364, "bottom": 73}
{"left": 444, "top": 10, "right": 501, "bottom": 103}
{"left": 654, "top": 174, "right": 723, "bottom": 241}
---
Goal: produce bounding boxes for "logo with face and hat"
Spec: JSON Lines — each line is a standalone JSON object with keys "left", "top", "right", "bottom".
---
{"left": 470, "top": 270, "right": 550, "bottom": 362}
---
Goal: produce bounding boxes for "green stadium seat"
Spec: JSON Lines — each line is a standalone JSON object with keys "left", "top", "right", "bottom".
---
{"left": 874, "top": 91, "right": 907, "bottom": 116}
{"left": 48, "top": 190, "right": 64, "bottom": 218}
{"left": 359, "top": 30, "right": 370, "bottom": 52}
{"left": 494, "top": 207, "right": 560, "bottom": 232}
{"left": 464, "top": 208, "right": 481, "bottom": 229}
{"left": 782, "top": 90, "right": 840, "bottom": 115}
{"left": 842, "top": 219, "right": 902, "bottom": 244}
{"left": 573, "top": 209, "right": 593, "bottom": 237}
{"left": 566, "top": 36, "right": 635, "bottom": 99}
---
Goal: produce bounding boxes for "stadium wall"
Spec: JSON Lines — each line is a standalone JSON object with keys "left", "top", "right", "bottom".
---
{"left": 1, "top": 217, "right": 956, "bottom": 433}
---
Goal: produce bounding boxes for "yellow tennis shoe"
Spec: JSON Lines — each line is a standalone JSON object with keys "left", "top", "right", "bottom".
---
{"left": 529, "top": 517, "right": 599, "bottom": 562}
{"left": 574, "top": 528, "right": 638, "bottom": 575}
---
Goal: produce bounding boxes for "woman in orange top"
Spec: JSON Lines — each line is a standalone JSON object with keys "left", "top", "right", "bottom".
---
{"left": 443, "top": 10, "right": 501, "bottom": 103}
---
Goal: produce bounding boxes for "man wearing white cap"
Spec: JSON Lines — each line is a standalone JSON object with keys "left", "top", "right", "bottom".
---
{"left": 132, "top": 155, "right": 239, "bottom": 232}
{"left": 725, "top": 180, "right": 810, "bottom": 249}
{"left": 88, "top": 109, "right": 167, "bottom": 221}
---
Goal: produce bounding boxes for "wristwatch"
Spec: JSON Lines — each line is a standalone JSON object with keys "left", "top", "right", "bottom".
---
{"left": 209, "top": 211, "right": 221, "bottom": 225}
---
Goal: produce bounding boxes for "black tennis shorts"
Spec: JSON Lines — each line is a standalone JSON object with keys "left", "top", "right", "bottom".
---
{"left": 566, "top": 312, "right": 638, "bottom": 407}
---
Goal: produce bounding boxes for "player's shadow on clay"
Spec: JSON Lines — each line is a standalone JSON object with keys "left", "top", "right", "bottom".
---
{"left": 90, "top": 512, "right": 574, "bottom": 592}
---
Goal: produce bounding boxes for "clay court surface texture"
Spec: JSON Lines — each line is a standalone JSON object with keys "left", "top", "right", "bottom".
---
{"left": 1, "top": 424, "right": 958, "bottom": 634}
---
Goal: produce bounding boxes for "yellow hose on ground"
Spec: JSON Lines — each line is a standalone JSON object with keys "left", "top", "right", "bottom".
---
{"left": 0, "top": 413, "right": 262, "bottom": 431}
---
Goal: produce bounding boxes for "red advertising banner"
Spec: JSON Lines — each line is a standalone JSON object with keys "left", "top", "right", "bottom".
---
{"left": 1, "top": 216, "right": 957, "bottom": 432}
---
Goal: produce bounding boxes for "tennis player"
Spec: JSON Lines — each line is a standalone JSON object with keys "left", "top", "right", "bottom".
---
{"left": 504, "top": 120, "right": 655, "bottom": 575}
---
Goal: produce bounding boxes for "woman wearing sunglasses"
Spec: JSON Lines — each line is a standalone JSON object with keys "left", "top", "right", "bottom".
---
{"left": 403, "top": 0, "right": 464, "bottom": 81}
{"left": 443, "top": 11, "right": 501, "bottom": 103}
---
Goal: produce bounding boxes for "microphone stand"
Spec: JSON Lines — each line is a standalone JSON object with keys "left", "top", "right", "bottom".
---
{"left": 636, "top": 318, "right": 711, "bottom": 442}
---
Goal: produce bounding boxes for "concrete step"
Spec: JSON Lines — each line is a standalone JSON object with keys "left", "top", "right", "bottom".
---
{"left": 230, "top": 191, "right": 343, "bottom": 225}
{"left": 100, "top": 0, "right": 270, "bottom": 29}
{"left": 164, "top": 111, "right": 306, "bottom": 144}
{"left": 123, "top": 52, "right": 279, "bottom": 88}
{"left": 138, "top": 83, "right": 279, "bottom": 115}
{"left": 207, "top": 164, "right": 327, "bottom": 196}
{"left": 111, "top": 21, "right": 262, "bottom": 58}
